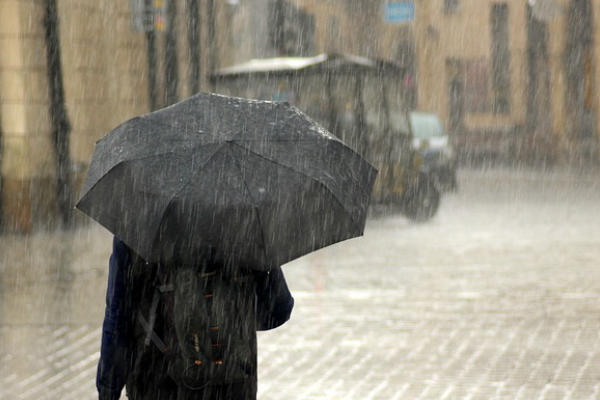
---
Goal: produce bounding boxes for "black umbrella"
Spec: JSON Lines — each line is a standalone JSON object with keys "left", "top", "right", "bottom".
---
{"left": 76, "top": 92, "right": 377, "bottom": 270}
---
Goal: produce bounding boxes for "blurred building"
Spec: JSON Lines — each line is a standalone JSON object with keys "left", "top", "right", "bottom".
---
{"left": 228, "top": 0, "right": 600, "bottom": 164}
{"left": 1, "top": 1, "right": 142, "bottom": 232}
{"left": 0, "top": 0, "right": 231, "bottom": 232}
{"left": 1, "top": 0, "right": 599, "bottom": 232}
{"left": 408, "top": 0, "right": 600, "bottom": 165}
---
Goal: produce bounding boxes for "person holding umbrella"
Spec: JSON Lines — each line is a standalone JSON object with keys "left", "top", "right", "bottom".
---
{"left": 77, "top": 93, "right": 377, "bottom": 400}
{"left": 96, "top": 236, "right": 294, "bottom": 400}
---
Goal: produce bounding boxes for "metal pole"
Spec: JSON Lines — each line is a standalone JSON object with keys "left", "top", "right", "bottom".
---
{"left": 0, "top": 97, "right": 3, "bottom": 229}
{"left": 207, "top": 0, "right": 217, "bottom": 91}
{"left": 146, "top": 30, "right": 158, "bottom": 110}
{"left": 187, "top": 0, "right": 201, "bottom": 94}
{"left": 165, "top": 0, "right": 179, "bottom": 105}
{"left": 44, "top": 0, "right": 72, "bottom": 226}
{"left": 354, "top": 75, "right": 369, "bottom": 156}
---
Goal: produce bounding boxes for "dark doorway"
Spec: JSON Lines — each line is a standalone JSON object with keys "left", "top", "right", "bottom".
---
{"left": 446, "top": 58, "right": 464, "bottom": 134}
{"left": 565, "top": 0, "right": 596, "bottom": 159}
{"left": 526, "top": 6, "right": 553, "bottom": 162}
{"left": 526, "top": 7, "right": 551, "bottom": 132}
{"left": 491, "top": 3, "right": 511, "bottom": 114}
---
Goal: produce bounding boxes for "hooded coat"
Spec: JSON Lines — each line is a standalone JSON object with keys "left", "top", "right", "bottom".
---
{"left": 97, "top": 237, "right": 294, "bottom": 400}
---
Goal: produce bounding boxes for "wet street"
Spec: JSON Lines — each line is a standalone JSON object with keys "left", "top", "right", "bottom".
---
{"left": 1, "top": 166, "right": 599, "bottom": 400}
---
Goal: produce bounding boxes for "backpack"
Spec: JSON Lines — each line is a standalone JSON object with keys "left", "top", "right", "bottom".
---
{"left": 134, "top": 258, "right": 256, "bottom": 391}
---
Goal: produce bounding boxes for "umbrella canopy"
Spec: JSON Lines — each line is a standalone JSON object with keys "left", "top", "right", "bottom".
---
{"left": 76, "top": 92, "right": 377, "bottom": 270}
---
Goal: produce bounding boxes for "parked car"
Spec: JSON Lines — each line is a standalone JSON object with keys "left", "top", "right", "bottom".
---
{"left": 398, "top": 112, "right": 458, "bottom": 221}
{"left": 410, "top": 112, "right": 458, "bottom": 192}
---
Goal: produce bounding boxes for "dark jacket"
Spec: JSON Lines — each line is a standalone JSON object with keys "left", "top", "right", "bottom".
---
{"left": 97, "top": 237, "right": 294, "bottom": 400}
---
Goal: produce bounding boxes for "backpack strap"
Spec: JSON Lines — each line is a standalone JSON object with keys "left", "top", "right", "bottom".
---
{"left": 203, "top": 272, "right": 223, "bottom": 364}
{"left": 137, "top": 280, "right": 175, "bottom": 353}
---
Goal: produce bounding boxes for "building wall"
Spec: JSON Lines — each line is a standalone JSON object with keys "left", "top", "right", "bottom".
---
{"left": 297, "top": 0, "right": 600, "bottom": 163}
{"left": 1, "top": 0, "right": 54, "bottom": 231}
{"left": 302, "top": 1, "right": 358, "bottom": 55}
{"left": 59, "top": 1, "right": 149, "bottom": 168}
{"left": 413, "top": 1, "right": 525, "bottom": 122}
{"left": 410, "top": 0, "right": 532, "bottom": 160}
{"left": 0, "top": 0, "right": 235, "bottom": 232}
{"left": 407, "top": 0, "right": 600, "bottom": 163}
{"left": 0, "top": 0, "right": 149, "bottom": 232}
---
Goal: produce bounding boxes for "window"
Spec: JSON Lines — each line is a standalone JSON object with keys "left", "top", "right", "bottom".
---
{"left": 464, "top": 60, "right": 492, "bottom": 114}
{"left": 327, "top": 17, "right": 339, "bottom": 53}
{"left": 445, "top": 58, "right": 492, "bottom": 115}
{"left": 444, "top": 0, "right": 459, "bottom": 14}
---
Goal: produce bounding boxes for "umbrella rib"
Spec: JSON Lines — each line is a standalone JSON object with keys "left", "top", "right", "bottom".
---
{"left": 100, "top": 140, "right": 226, "bottom": 171}
{"left": 228, "top": 141, "right": 326, "bottom": 181}
{"left": 225, "top": 144, "right": 271, "bottom": 263}
{"left": 229, "top": 142, "right": 366, "bottom": 234}
{"left": 227, "top": 102, "right": 340, "bottom": 143}
{"left": 227, "top": 102, "right": 286, "bottom": 141}
{"left": 148, "top": 142, "right": 230, "bottom": 258}
{"left": 140, "top": 102, "right": 278, "bottom": 142}
{"left": 166, "top": 142, "right": 228, "bottom": 197}
{"left": 78, "top": 153, "right": 176, "bottom": 203}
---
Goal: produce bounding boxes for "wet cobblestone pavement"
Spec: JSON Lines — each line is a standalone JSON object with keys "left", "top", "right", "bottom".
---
{"left": 1, "top": 166, "right": 599, "bottom": 399}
